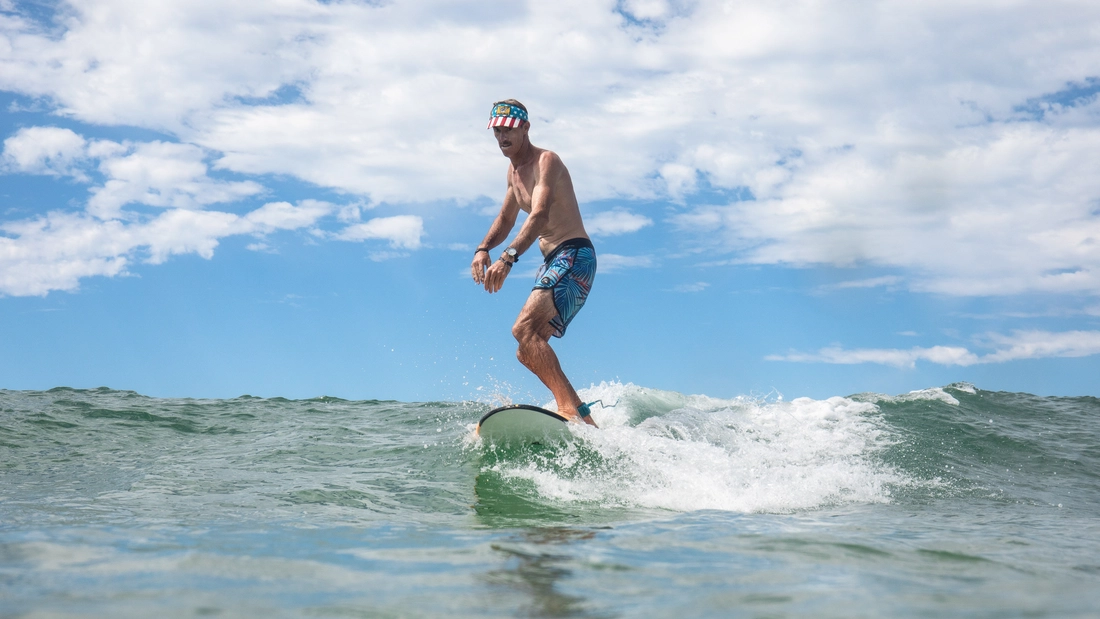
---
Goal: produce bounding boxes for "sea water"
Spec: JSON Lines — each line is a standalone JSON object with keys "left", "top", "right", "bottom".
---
{"left": 1, "top": 382, "right": 1098, "bottom": 617}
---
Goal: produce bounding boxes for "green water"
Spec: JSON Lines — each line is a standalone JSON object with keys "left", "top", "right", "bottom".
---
{"left": 1, "top": 382, "right": 1098, "bottom": 617}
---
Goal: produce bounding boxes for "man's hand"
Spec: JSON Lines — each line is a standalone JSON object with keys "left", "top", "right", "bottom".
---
{"left": 482, "top": 259, "right": 511, "bottom": 293}
{"left": 471, "top": 251, "right": 492, "bottom": 285}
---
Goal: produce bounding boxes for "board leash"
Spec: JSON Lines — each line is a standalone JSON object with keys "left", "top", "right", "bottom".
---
{"left": 578, "top": 399, "right": 615, "bottom": 419}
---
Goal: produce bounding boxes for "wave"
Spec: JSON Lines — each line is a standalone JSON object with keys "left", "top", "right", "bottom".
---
{"left": 474, "top": 381, "right": 1100, "bottom": 516}
{"left": 869, "top": 383, "right": 1100, "bottom": 509}
{"left": 476, "top": 382, "right": 904, "bottom": 515}
{"left": 4, "top": 382, "right": 1097, "bottom": 524}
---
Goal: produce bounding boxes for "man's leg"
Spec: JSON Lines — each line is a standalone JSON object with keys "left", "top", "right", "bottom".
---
{"left": 512, "top": 289, "right": 597, "bottom": 426}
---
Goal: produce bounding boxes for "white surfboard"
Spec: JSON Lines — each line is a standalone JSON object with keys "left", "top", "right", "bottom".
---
{"left": 477, "top": 404, "right": 571, "bottom": 445}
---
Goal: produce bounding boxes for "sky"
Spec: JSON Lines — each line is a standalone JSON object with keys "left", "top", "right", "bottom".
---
{"left": 1, "top": 0, "right": 1099, "bottom": 402}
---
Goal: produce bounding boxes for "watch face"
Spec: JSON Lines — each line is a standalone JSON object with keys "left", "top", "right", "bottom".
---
{"left": 506, "top": 248, "right": 517, "bottom": 257}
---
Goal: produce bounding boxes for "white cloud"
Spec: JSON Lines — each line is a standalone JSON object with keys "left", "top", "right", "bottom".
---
{"left": 2, "top": 127, "right": 266, "bottom": 218}
{"left": 139, "top": 208, "right": 242, "bottom": 264}
{"left": 0, "top": 125, "right": 348, "bottom": 295}
{"left": 767, "top": 330, "right": 1100, "bottom": 368}
{"left": 0, "top": 212, "right": 131, "bottom": 296}
{"left": 977, "top": 330, "right": 1100, "bottom": 363}
{"left": 88, "top": 141, "right": 264, "bottom": 218}
{"left": 620, "top": 0, "right": 676, "bottom": 22}
{"left": 586, "top": 209, "right": 653, "bottom": 236}
{"left": 767, "top": 345, "right": 980, "bottom": 369}
{"left": 680, "top": 123, "right": 1100, "bottom": 296}
{"left": 337, "top": 215, "right": 424, "bottom": 250}
{"left": 0, "top": 0, "right": 327, "bottom": 133}
{"left": 1, "top": 126, "right": 88, "bottom": 179}
{"left": 245, "top": 200, "right": 334, "bottom": 233}
{"left": 671, "top": 281, "right": 709, "bottom": 293}
{"left": 598, "top": 253, "right": 653, "bottom": 273}
{"left": 2, "top": 1, "right": 1100, "bottom": 297}
{"left": 0, "top": 199, "right": 333, "bottom": 296}
{"left": 821, "top": 276, "right": 904, "bottom": 291}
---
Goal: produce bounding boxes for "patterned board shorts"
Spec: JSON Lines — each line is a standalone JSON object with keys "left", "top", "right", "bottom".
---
{"left": 532, "top": 238, "right": 597, "bottom": 338}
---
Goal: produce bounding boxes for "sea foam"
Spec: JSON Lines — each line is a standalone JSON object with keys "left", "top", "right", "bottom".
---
{"left": 491, "top": 382, "right": 906, "bottom": 514}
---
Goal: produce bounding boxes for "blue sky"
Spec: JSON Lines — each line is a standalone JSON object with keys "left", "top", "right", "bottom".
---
{"left": 2, "top": 0, "right": 1099, "bottom": 401}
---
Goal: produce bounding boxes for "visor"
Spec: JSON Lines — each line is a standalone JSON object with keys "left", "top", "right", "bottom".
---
{"left": 487, "top": 102, "right": 528, "bottom": 129}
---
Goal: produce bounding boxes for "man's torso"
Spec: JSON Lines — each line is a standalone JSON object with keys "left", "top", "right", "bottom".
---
{"left": 509, "top": 148, "right": 589, "bottom": 258}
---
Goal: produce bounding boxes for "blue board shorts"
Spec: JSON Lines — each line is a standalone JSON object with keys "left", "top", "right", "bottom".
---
{"left": 533, "top": 238, "right": 596, "bottom": 338}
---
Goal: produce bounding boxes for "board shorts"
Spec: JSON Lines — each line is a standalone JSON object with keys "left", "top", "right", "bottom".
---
{"left": 533, "top": 238, "right": 596, "bottom": 338}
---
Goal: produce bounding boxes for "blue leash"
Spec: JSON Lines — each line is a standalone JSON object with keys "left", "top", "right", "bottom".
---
{"left": 577, "top": 399, "right": 613, "bottom": 418}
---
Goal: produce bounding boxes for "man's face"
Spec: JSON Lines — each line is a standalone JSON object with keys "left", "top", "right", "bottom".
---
{"left": 493, "top": 123, "right": 527, "bottom": 157}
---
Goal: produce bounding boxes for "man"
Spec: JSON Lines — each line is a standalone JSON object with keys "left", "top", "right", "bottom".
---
{"left": 471, "top": 99, "right": 598, "bottom": 427}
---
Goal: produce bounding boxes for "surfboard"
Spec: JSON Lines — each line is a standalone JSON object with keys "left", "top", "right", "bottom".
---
{"left": 477, "top": 404, "right": 571, "bottom": 445}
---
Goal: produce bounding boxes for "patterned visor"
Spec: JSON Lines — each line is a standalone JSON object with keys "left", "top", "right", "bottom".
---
{"left": 487, "top": 103, "right": 528, "bottom": 129}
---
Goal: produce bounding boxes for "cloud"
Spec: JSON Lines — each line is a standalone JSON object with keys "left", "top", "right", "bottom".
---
{"left": 87, "top": 141, "right": 264, "bottom": 218}
{"left": 2, "top": 127, "right": 265, "bottom": 219}
{"left": 586, "top": 209, "right": 653, "bottom": 236}
{"left": 678, "top": 122, "right": 1100, "bottom": 296}
{"left": 620, "top": 0, "right": 679, "bottom": 23}
{"left": 1, "top": 126, "right": 89, "bottom": 179}
{"left": 598, "top": 253, "right": 653, "bottom": 273}
{"left": 977, "top": 330, "right": 1100, "bottom": 363}
{"left": 0, "top": 126, "right": 348, "bottom": 295}
{"left": 0, "top": 200, "right": 333, "bottom": 296}
{"left": 767, "top": 345, "right": 980, "bottom": 369}
{"left": 820, "top": 276, "right": 904, "bottom": 291}
{"left": 336, "top": 215, "right": 424, "bottom": 250}
{"left": 2, "top": 1, "right": 1100, "bottom": 298}
{"left": 670, "top": 281, "right": 709, "bottom": 293}
{"left": 767, "top": 330, "right": 1100, "bottom": 368}
{"left": 245, "top": 200, "right": 334, "bottom": 233}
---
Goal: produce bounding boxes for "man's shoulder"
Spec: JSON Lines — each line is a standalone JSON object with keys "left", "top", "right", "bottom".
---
{"left": 535, "top": 148, "right": 566, "bottom": 171}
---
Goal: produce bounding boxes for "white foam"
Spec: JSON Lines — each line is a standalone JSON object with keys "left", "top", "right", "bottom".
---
{"left": 856, "top": 387, "right": 961, "bottom": 406}
{"left": 947, "top": 382, "right": 978, "bottom": 394}
{"left": 500, "top": 382, "right": 906, "bottom": 514}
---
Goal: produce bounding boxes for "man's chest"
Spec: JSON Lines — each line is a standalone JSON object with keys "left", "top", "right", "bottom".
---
{"left": 510, "top": 168, "right": 538, "bottom": 209}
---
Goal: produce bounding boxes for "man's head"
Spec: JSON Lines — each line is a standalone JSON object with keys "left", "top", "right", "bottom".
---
{"left": 488, "top": 99, "right": 530, "bottom": 158}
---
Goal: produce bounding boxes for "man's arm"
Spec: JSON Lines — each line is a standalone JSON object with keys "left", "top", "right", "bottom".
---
{"left": 501, "top": 151, "right": 559, "bottom": 259}
{"left": 480, "top": 191, "right": 520, "bottom": 252}
{"left": 480, "top": 153, "right": 560, "bottom": 293}
{"left": 471, "top": 172, "right": 521, "bottom": 286}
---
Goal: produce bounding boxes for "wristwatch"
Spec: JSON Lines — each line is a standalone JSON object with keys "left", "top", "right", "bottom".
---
{"left": 503, "top": 247, "right": 518, "bottom": 264}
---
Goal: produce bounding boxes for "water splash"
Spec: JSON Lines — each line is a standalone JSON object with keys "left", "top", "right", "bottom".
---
{"left": 488, "top": 382, "right": 906, "bottom": 514}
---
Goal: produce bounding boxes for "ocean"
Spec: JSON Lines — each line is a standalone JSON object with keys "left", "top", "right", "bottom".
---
{"left": 1, "top": 382, "right": 1098, "bottom": 618}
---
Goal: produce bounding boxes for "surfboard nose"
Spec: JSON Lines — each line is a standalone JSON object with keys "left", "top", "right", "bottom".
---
{"left": 477, "top": 404, "right": 571, "bottom": 445}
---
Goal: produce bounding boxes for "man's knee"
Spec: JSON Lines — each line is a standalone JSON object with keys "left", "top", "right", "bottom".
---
{"left": 513, "top": 322, "right": 538, "bottom": 350}
{"left": 514, "top": 336, "right": 540, "bottom": 370}
{"left": 512, "top": 320, "right": 534, "bottom": 345}
{"left": 513, "top": 309, "right": 548, "bottom": 340}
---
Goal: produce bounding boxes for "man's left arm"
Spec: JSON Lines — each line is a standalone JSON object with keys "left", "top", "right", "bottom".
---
{"left": 503, "top": 152, "right": 558, "bottom": 259}
{"left": 483, "top": 153, "right": 560, "bottom": 293}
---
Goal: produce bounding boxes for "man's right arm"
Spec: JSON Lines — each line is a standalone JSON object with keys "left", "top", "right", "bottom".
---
{"left": 471, "top": 182, "right": 520, "bottom": 285}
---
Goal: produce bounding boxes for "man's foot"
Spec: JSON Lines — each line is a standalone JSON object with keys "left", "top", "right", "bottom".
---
{"left": 575, "top": 402, "right": 599, "bottom": 428}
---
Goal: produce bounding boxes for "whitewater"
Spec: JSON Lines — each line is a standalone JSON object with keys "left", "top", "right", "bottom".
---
{"left": 2, "top": 382, "right": 1098, "bottom": 617}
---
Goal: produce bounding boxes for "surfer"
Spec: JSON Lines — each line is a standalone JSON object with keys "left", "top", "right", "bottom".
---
{"left": 471, "top": 99, "right": 598, "bottom": 427}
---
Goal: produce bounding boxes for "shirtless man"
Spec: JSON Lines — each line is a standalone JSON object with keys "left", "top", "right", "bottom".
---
{"left": 471, "top": 100, "right": 598, "bottom": 427}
